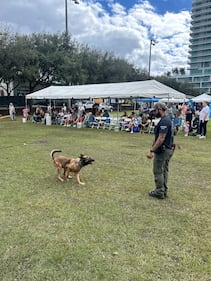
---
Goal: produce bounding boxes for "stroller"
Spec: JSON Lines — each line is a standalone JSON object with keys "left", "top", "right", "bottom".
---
{"left": 189, "top": 116, "right": 200, "bottom": 136}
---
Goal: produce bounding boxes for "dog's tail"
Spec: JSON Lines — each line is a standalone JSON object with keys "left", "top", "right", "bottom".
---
{"left": 50, "top": 149, "right": 62, "bottom": 160}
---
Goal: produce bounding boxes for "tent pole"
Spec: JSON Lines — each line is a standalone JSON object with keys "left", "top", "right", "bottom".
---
{"left": 134, "top": 99, "right": 136, "bottom": 111}
{"left": 68, "top": 99, "right": 71, "bottom": 109}
{"left": 117, "top": 99, "right": 119, "bottom": 123}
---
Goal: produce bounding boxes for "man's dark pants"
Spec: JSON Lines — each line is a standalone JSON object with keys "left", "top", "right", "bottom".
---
{"left": 153, "top": 148, "right": 174, "bottom": 196}
{"left": 199, "top": 120, "right": 208, "bottom": 136}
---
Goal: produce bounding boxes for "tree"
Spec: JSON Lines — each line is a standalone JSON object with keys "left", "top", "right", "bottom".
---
{"left": 0, "top": 32, "right": 80, "bottom": 94}
{"left": 155, "top": 75, "right": 200, "bottom": 97}
{"left": 172, "top": 67, "right": 179, "bottom": 75}
{"left": 28, "top": 33, "right": 80, "bottom": 90}
{"left": 0, "top": 32, "right": 27, "bottom": 95}
{"left": 0, "top": 31, "right": 151, "bottom": 95}
{"left": 179, "top": 68, "right": 185, "bottom": 75}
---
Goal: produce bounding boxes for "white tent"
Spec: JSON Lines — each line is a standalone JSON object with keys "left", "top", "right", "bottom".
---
{"left": 191, "top": 93, "right": 211, "bottom": 103}
{"left": 25, "top": 80, "right": 186, "bottom": 101}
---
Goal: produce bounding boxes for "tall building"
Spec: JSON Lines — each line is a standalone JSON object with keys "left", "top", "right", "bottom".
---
{"left": 189, "top": 0, "right": 211, "bottom": 93}
{"left": 175, "top": 0, "right": 211, "bottom": 94}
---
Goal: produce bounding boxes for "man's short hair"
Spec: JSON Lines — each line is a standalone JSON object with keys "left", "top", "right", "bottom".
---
{"left": 152, "top": 102, "right": 167, "bottom": 111}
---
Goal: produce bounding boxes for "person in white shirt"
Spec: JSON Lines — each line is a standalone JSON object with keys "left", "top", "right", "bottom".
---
{"left": 62, "top": 103, "right": 67, "bottom": 114}
{"left": 9, "top": 103, "right": 16, "bottom": 120}
{"left": 199, "top": 101, "right": 210, "bottom": 139}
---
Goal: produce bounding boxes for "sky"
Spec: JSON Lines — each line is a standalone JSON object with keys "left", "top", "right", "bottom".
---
{"left": 0, "top": 0, "right": 192, "bottom": 76}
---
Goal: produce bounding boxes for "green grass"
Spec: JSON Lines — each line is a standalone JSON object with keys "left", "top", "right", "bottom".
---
{"left": 0, "top": 117, "right": 210, "bottom": 281}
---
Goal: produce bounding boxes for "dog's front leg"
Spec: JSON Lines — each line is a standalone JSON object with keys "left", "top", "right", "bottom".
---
{"left": 64, "top": 168, "right": 71, "bottom": 181}
{"left": 76, "top": 172, "right": 85, "bottom": 185}
{"left": 64, "top": 168, "right": 72, "bottom": 180}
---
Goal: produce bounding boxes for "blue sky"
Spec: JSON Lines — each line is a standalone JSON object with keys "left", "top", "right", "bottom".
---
{"left": 143, "top": 0, "right": 192, "bottom": 14}
{"left": 101, "top": 0, "right": 192, "bottom": 14}
{"left": 0, "top": 0, "right": 193, "bottom": 75}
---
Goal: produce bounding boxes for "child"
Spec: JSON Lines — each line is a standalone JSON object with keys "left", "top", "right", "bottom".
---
{"left": 184, "top": 121, "right": 190, "bottom": 137}
{"left": 22, "top": 107, "right": 29, "bottom": 120}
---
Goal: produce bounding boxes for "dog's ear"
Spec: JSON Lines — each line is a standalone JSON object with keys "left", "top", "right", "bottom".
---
{"left": 80, "top": 154, "right": 85, "bottom": 158}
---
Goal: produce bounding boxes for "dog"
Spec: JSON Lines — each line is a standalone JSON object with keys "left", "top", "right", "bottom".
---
{"left": 50, "top": 149, "right": 94, "bottom": 185}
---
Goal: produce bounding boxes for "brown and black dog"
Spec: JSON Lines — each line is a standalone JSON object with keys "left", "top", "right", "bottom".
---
{"left": 50, "top": 149, "right": 94, "bottom": 185}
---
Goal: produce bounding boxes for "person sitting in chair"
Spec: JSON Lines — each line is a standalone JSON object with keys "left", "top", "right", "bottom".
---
{"left": 102, "top": 110, "right": 110, "bottom": 118}
{"left": 85, "top": 112, "right": 95, "bottom": 128}
{"left": 127, "top": 114, "right": 141, "bottom": 133}
{"left": 139, "top": 113, "right": 150, "bottom": 132}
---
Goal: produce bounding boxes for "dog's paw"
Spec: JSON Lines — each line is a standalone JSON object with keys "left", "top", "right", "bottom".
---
{"left": 79, "top": 182, "right": 85, "bottom": 185}
{"left": 58, "top": 177, "right": 64, "bottom": 182}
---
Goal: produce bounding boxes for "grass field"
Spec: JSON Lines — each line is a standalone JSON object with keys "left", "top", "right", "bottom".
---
{"left": 0, "top": 117, "right": 210, "bottom": 281}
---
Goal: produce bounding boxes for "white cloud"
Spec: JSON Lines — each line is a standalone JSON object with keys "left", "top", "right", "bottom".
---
{"left": 0, "top": 0, "right": 191, "bottom": 76}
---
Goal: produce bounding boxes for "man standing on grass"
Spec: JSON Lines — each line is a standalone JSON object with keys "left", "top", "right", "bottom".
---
{"left": 147, "top": 102, "right": 174, "bottom": 199}
{"left": 198, "top": 101, "right": 210, "bottom": 139}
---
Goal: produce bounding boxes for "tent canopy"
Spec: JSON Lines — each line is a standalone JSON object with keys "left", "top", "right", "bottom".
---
{"left": 191, "top": 93, "right": 211, "bottom": 103}
{"left": 26, "top": 80, "right": 186, "bottom": 101}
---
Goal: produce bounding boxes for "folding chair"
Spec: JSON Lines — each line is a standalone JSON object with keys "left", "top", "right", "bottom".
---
{"left": 103, "top": 117, "right": 111, "bottom": 129}
{"left": 109, "top": 119, "right": 120, "bottom": 131}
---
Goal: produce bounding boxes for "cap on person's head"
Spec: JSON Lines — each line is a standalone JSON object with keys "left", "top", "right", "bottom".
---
{"left": 152, "top": 102, "right": 167, "bottom": 111}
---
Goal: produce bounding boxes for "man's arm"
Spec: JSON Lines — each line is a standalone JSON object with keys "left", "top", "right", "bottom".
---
{"left": 147, "top": 133, "right": 166, "bottom": 159}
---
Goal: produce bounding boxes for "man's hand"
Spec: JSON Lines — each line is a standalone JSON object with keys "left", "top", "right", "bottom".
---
{"left": 147, "top": 151, "right": 153, "bottom": 159}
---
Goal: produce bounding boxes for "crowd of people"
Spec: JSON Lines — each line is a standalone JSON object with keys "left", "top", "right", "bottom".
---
{"left": 167, "top": 101, "right": 210, "bottom": 139}
{"left": 29, "top": 103, "right": 111, "bottom": 128}
{"left": 8, "top": 100, "right": 210, "bottom": 138}
{"left": 118, "top": 101, "right": 210, "bottom": 138}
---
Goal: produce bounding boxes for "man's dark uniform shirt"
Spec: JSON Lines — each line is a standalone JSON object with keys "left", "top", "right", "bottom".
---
{"left": 154, "top": 116, "right": 173, "bottom": 153}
